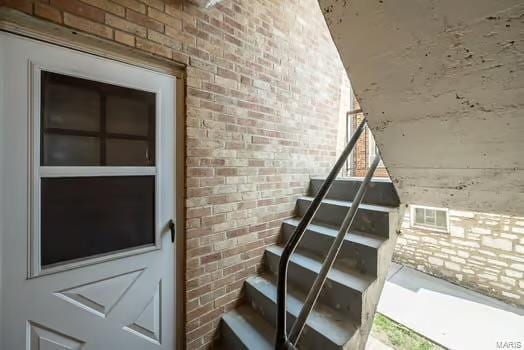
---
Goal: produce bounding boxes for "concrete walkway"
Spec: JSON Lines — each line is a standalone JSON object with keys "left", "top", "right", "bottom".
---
{"left": 377, "top": 263, "right": 524, "bottom": 350}
{"left": 366, "top": 336, "right": 394, "bottom": 350}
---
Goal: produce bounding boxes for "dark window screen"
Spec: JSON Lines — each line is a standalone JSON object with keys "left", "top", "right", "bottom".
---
{"left": 41, "top": 71, "right": 156, "bottom": 166}
{"left": 41, "top": 176, "right": 155, "bottom": 266}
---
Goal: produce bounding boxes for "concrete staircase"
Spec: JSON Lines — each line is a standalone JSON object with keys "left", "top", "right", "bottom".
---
{"left": 219, "top": 177, "right": 401, "bottom": 349}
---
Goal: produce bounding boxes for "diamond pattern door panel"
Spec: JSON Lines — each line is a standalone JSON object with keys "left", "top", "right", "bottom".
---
{"left": 124, "top": 280, "right": 162, "bottom": 344}
{"left": 55, "top": 270, "right": 144, "bottom": 318}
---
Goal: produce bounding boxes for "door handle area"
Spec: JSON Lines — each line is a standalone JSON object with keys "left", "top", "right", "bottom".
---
{"left": 168, "top": 219, "right": 175, "bottom": 243}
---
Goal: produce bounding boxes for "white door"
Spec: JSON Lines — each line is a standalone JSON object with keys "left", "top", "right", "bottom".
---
{"left": 0, "top": 32, "right": 177, "bottom": 350}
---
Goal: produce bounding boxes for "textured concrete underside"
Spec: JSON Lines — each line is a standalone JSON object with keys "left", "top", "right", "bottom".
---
{"left": 319, "top": 0, "right": 524, "bottom": 215}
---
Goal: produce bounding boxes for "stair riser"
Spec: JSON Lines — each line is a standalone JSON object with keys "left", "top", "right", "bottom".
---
{"left": 310, "top": 179, "right": 400, "bottom": 207}
{"left": 282, "top": 223, "right": 378, "bottom": 276}
{"left": 296, "top": 199, "right": 391, "bottom": 238}
{"left": 245, "top": 283, "right": 342, "bottom": 350}
{"left": 221, "top": 322, "right": 250, "bottom": 350}
{"left": 264, "top": 250, "right": 363, "bottom": 321}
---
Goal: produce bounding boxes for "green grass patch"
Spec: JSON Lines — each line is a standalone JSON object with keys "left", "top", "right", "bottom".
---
{"left": 371, "top": 313, "right": 445, "bottom": 350}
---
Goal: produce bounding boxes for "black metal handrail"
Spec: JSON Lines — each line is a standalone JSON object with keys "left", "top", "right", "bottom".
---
{"left": 275, "top": 118, "right": 369, "bottom": 349}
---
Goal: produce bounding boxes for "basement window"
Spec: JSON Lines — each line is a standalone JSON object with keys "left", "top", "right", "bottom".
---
{"left": 410, "top": 205, "right": 449, "bottom": 233}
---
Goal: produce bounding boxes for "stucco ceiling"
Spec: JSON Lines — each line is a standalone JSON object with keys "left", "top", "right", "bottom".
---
{"left": 319, "top": 0, "right": 524, "bottom": 215}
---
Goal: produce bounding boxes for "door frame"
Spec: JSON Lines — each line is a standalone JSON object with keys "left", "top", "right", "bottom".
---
{"left": 0, "top": 7, "right": 186, "bottom": 350}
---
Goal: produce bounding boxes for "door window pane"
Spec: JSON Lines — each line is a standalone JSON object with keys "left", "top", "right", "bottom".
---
{"left": 106, "top": 139, "right": 151, "bottom": 166}
{"left": 41, "top": 71, "right": 155, "bottom": 166}
{"left": 106, "top": 95, "right": 151, "bottom": 136}
{"left": 43, "top": 134, "right": 100, "bottom": 166}
{"left": 43, "top": 77, "right": 101, "bottom": 132}
{"left": 41, "top": 176, "right": 155, "bottom": 266}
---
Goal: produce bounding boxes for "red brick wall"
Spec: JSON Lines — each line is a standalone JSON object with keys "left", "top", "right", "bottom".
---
{"left": 350, "top": 100, "right": 389, "bottom": 178}
{"left": 0, "top": 0, "right": 345, "bottom": 348}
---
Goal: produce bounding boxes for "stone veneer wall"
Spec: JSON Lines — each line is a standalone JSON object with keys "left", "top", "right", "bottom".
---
{"left": 0, "top": 0, "right": 345, "bottom": 348}
{"left": 395, "top": 208, "right": 524, "bottom": 306}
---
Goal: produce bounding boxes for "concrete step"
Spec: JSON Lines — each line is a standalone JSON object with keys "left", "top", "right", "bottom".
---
{"left": 219, "top": 175, "right": 401, "bottom": 350}
{"left": 264, "top": 245, "right": 375, "bottom": 321}
{"left": 282, "top": 217, "right": 385, "bottom": 276}
{"left": 245, "top": 274, "right": 360, "bottom": 350}
{"left": 296, "top": 196, "right": 396, "bottom": 238}
{"left": 220, "top": 304, "right": 274, "bottom": 350}
{"left": 310, "top": 177, "right": 400, "bottom": 207}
